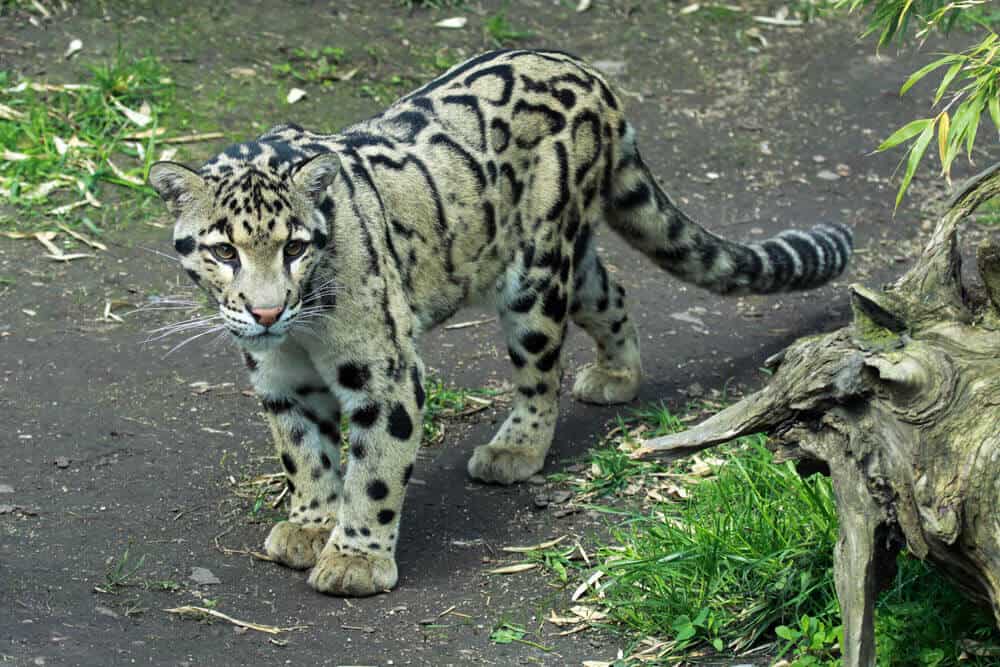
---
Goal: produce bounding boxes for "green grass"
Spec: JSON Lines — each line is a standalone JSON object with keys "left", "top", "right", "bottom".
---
{"left": 0, "top": 50, "right": 173, "bottom": 230}
{"left": 484, "top": 8, "right": 534, "bottom": 47}
{"left": 975, "top": 197, "right": 1000, "bottom": 226}
{"left": 421, "top": 377, "right": 501, "bottom": 444}
{"left": 533, "top": 403, "right": 1000, "bottom": 665}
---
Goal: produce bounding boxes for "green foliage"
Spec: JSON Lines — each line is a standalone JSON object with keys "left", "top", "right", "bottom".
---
{"left": 272, "top": 46, "right": 349, "bottom": 84}
{"left": 536, "top": 403, "right": 1000, "bottom": 664}
{"left": 484, "top": 8, "right": 534, "bottom": 46}
{"left": 836, "top": 0, "right": 999, "bottom": 207}
{"left": 0, "top": 51, "right": 173, "bottom": 226}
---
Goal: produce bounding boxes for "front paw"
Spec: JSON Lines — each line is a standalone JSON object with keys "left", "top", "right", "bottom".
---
{"left": 307, "top": 546, "right": 398, "bottom": 596}
{"left": 468, "top": 443, "right": 546, "bottom": 485}
{"left": 264, "top": 521, "right": 331, "bottom": 570}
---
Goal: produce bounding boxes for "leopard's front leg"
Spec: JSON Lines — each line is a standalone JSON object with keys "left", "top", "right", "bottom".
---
{"left": 246, "top": 341, "right": 343, "bottom": 570}
{"left": 304, "top": 353, "right": 425, "bottom": 596}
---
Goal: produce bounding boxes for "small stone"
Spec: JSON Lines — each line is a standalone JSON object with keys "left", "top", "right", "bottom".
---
{"left": 551, "top": 490, "right": 573, "bottom": 504}
{"left": 0, "top": 483, "right": 13, "bottom": 494}
{"left": 686, "top": 382, "right": 705, "bottom": 398}
{"left": 592, "top": 60, "right": 627, "bottom": 76}
{"left": 812, "top": 154, "right": 826, "bottom": 163}
{"left": 189, "top": 567, "right": 221, "bottom": 585}
{"left": 759, "top": 141, "right": 772, "bottom": 156}
{"left": 94, "top": 605, "right": 119, "bottom": 619}
{"left": 54, "top": 457, "right": 70, "bottom": 469}
{"left": 836, "top": 163, "right": 852, "bottom": 177}
{"left": 816, "top": 169, "right": 840, "bottom": 181}
{"left": 533, "top": 494, "right": 550, "bottom": 509}
{"left": 527, "top": 475, "right": 546, "bottom": 485}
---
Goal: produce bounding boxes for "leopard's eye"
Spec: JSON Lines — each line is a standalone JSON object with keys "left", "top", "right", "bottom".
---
{"left": 211, "top": 243, "right": 238, "bottom": 263}
{"left": 284, "top": 240, "right": 306, "bottom": 259}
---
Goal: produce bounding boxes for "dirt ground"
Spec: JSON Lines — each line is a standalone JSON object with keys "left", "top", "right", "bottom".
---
{"left": 1, "top": 2, "right": 992, "bottom": 666}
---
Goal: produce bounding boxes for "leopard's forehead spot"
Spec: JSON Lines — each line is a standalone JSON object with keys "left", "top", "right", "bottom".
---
{"left": 201, "top": 166, "right": 304, "bottom": 246}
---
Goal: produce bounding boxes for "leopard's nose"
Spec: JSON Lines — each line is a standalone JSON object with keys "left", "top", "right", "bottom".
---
{"left": 249, "top": 306, "right": 284, "bottom": 327}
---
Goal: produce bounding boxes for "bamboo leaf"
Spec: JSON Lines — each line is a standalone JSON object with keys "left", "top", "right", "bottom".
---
{"left": 934, "top": 61, "right": 964, "bottom": 105}
{"left": 900, "top": 55, "right": 959, "bottom": 96}
{"left": 877, "top": 118, "right": 932, "bottom": 152}
{"left": 896, "top": 121, "right": 935, "bottom": 209}
{"left": 989, "top": 94, "right": 1000, "bottom": 132}
{"left": 937, "top": 111, "right": 950, "bottom": 176}
{"left": 965, "top": 99, "right": 982, "bottom": 159}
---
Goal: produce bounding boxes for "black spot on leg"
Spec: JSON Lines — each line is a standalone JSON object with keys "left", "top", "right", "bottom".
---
{"left": 536, "top": 346, "right": 561, "bottom": 372}
{"left": 289, "top": 427, "right": 306, "bottom": 445}
{"left": 338, "top": 362, "right": 371, "bottom": 390}
{"left": 378, "top": 509, "right": 396, "bottom": 525}
{"left": 352, "top": 403, "right": 380, "bottom": 428}
{"left": 367, "top": 480, "right": 389, "bottom": 501}
{"left": 536, "top": 382, "right": 549, "bottom": 395}
{"left": 521, "top": 331, "right": 548, "bottom": 354}
{"left": 351, "top": 444, "right": 366, "bottom": 459}
{"left": 387, "top": 403, "right": 414, "bottom": 440}
{"left": 262, "top": 397, "right": 293, "bottom": 413}
{"left": 412, "top": 366, "right": 425, "bottom": 409}
{"left": 360, "top": 527, "right": 371, "bottom": 537}
{"left": 508, "top": 346, "right": 526, "bottom": 368}
{"left": 311, "top": 467, "right": 322, "bottom": 480}
{"left": 368, "top": 542, "right": 381, "bottom": 550}
{"left": 243, "top": 353, "right": 257, "bottom": 371}
{"left": 344, "top": 526, "right": 357, "bottom": 538}
{"left": 320, "top": 452, "right": 332, "bottom": 469}
{"left": 518, "top": 386, "right": 536, "bottom": 398}
{"left": 318, "top": 420, "right": 339, "bottom": 441}
{"left": 326, "top": 492, "right": 338, "bottom": 503}
{"left": 309, "top": 499, "right": 319, "bottom": 510}
{"left": 280, "top": 453, "right": 297, "bottom": 476}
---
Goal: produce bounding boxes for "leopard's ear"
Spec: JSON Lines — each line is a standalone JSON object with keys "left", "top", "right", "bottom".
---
{"left": 148, "top": 161, "right": 207, "bottom": 216}
{"left": 292, "top": 153, "right": 341, "bottom": 204}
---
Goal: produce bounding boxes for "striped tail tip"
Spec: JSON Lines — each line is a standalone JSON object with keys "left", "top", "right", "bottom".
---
{"left": 754, "top": 222, "right": 854, "bottom": 293}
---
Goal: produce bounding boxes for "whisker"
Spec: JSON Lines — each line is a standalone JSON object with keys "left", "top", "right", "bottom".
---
{"left": 136, "top": 245, "right": 181, "bottom": 264}
{"left": 162, "top": 325, "right": 228, "bottom": 358}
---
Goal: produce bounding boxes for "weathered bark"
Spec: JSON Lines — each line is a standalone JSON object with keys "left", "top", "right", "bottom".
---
{"left": 633, "top": 164, "right": 1000, "bottom": 666}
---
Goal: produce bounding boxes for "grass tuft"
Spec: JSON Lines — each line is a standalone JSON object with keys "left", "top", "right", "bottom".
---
{"left": 0, "top": 50, "right": 173, "bottom": 229}
{"left": 539, "top": 403, "right": 1000, "bottom": 665}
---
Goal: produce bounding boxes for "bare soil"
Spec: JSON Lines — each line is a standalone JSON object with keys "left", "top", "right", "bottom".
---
{"left": 0, "top": 2, "right": 991, "bottom": 665}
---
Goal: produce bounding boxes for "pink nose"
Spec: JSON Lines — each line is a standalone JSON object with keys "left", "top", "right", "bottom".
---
{"left": 250, "top": 306, "right": 284, "bottom": 327}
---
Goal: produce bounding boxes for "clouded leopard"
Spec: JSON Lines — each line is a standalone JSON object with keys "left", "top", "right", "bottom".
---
{"left": 149, "top": 48, "right": 853, "bottom": 597}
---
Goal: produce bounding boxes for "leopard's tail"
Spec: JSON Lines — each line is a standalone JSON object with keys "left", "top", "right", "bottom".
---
{"left": 605, "top": 123, "right": 853, "bottom": 296}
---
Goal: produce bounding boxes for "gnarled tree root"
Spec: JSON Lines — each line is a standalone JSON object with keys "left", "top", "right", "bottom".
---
{"left": 634, "top": 164, "right": 1000, "bottom": 666}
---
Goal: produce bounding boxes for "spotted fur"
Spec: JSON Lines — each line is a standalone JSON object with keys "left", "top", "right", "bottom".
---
{"left": 149, "top": 48, "right": 852, "bottom": 597}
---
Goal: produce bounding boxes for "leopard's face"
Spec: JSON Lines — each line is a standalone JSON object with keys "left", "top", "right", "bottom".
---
{"left": 149, "top": 153, "right": 340, "bottom": 351}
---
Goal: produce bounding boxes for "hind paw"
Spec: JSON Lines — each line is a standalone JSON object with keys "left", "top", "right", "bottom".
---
{"left": 264, "top": 521, "right": 331, "bottom": 570}
{"left": 572, "top": 363, "right": 640, "bottom": 405}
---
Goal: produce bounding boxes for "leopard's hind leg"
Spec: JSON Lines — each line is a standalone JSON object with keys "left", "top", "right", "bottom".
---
{"left": 569, "top": 239, "right": 642, "bottom": 405}
{"left": 468, "top": 247, "right": 569, "bottom": 485}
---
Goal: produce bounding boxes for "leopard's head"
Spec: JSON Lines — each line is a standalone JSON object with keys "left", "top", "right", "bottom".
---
{"left": 149, "top": 152, "right": 340, "bottom": 351}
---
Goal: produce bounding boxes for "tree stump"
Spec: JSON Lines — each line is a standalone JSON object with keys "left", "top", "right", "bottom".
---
{"left": 633, "top": 164, "right": 1000, "bottom": 666}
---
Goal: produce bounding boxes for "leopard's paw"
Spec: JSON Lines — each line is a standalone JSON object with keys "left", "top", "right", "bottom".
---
{"left": 571, "top": 362, "right": 640, "bottom": 405}
{"left": 307, "top": 547, "right": 397, "bottom": 597}
{"left": 264, "top": 521, "right": 331, "bottom": 570}
{"left": 468, "top": 442, "right": 546, "bottom": 485}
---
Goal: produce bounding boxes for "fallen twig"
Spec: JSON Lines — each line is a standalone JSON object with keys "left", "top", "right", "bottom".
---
{"left": 164, "top": 606, "right": 304, "bottom": 634}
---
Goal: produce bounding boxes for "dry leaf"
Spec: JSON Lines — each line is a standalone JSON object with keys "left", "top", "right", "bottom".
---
{"left": 0, "top": 103, "right": 26, "bottom": 121}
{"left": 64, "top": 38, "right": 82, "bottom": 59}
{"left": 569, "top": 605, "right": 608, "bottom": 622}
{"left": 502, "top": 535, "right": 566, "bottom": 553}
{"left": 680, "top": 3, "right": 700, "bottom": 14}
{"left": 486, "top": 562, "right": 538, "bottom": 575}
{"left": 576, "top": 0, "right": 592, "bottom": 11}
{"left": 227, "top": 67, "right": 257, "bottom": 79}
{"left": 3, "top": 150, "right": 30, "bottom": 161}
{"left": 435, "top": 16, "right": 467, "bottom": 29}
{"left": 571, "top": 570, "right": 604, "bottom": 601}
{"left": 55, "top": 223, "right": 107, "bottom": 250}
{"left": 286, "top": 88, "right": 307, "bottom": 104}
{"left": 112, "top": 98, "right": 152, "bottom": 127}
